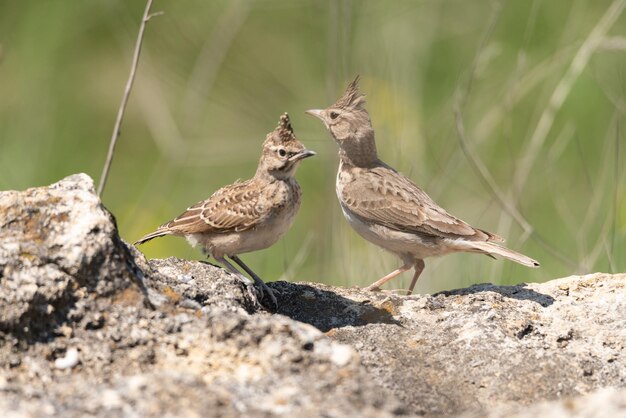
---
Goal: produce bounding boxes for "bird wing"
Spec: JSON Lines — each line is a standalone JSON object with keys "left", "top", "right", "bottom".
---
{"left": 339, "top": 165, "right": 499, "bottom": 241}
{"left": 161, "top": 179, "right": 272, "bottom": 234}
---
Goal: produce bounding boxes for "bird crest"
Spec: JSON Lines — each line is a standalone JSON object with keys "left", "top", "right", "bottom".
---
{"left": 333, "top": 75, "right": 366, "bottom": 110}
{"left": 277, "top": 112, "right": 296, "bottom": 142}
{"left": 264, "top": 112, "right": 297, "bottom": 145}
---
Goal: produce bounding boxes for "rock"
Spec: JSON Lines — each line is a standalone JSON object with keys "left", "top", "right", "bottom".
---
{"left": 0, "top": 174, "right": 402, "bottom": 417}
{"left": 463, "top": 387, "right": 626, "bottom": 417}
{"left": 143, "top": 257, "right": 260, "bottom": 314}
{"left": 53, "top": 347, "right": 79, "bottom": 369}
{"left": 271, "top": 274, "right": 626, "bottom": 416}
{"left": 0, "top": 174, "right": 144, "bottom": 340}
{"left": 1, "top": 174, "right": 625, "bottom": 417}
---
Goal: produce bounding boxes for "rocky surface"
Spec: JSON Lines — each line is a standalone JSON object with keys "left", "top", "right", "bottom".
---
{"left": 272, "top": 274, "right": 626, "bottom": 416}
{"left": 0, "top": 174, "right": 142, "bottom": 340}
{"left": 462, "top": 387, "right": 626, "bottom": 418}
{"left": 0, "top": 175, "right": 401, "bottom": 417}
{"left": 1, "top": 174, "right": 625, "bottom": 417}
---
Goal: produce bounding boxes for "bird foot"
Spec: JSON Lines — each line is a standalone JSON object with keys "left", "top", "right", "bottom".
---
{"left": 224, "top": 269, "right": 277, "bottom": 311}
{"left": 240, "top": 274, "right": 277, "bottom": 311}
{"left": 253, "top": 278, "right": 278, "bottom": 311}
{"left": 363, "top": 285, "right": 381, "bottom": 292}
{"left": 239, "top": 276, "right": 261, "bottom": 305}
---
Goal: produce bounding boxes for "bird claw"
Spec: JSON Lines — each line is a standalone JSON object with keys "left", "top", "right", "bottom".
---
{"left": 238, "top": 274, "right": 277, "bottom": 311}
{"left": 222, "top": 256, "right": 277, "bottom": 311}
{"left": 243, "top": 280, "right": 260, "bottom": 305}
{"left": 252, "top": 278, "right": 278, "bottom": 310}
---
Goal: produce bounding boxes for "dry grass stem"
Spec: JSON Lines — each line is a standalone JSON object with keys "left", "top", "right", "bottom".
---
{"left": 454, "top": 106, "right": 577, "bottom": 269}
{"left": 97, "top": 0, "right": 161, "bottom": 196}
{"left": 512, "top": 0, "right": 626, "bottom": 196}
{"left": 599, "top": 36, "right": 626, "bottom": 51}
{"left": 609, "top": 123, "right": 620, "bottom": 272}
{"left": 451, "top": 0, "right": 578, "bottom": 269}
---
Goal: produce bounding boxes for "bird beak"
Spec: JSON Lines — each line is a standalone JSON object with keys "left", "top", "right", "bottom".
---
{"left": 305, "top": 109, "right": 324, "bottom": 120}
{"left": 290, "top": 149, "right": 316, "bottom": 162}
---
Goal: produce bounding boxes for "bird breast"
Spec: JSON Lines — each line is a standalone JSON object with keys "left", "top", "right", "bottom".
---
{"left": 196, "top": 179, "right": 302, "bottom": 258}
{"left": 265, "top": 179, "right": 302, "bottom": 232}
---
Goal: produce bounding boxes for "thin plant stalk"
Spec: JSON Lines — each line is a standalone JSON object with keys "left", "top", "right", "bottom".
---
{"left": 97, "top": 0, "right": 161, "bottom": 196}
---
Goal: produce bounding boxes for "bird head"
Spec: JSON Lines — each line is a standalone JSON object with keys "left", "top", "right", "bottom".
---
{"left": 306, "top": 76, "right": 377, "bottom": 166}
{"left": 259, "top": 113, "right": 316, "bottom": 179}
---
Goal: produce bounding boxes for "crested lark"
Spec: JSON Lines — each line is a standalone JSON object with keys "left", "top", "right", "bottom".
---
{"left": 135, "top": 113, "right": 315, "bottom": 307}
{"left": 306, "top": 77, "right": 539, "bottom": 294}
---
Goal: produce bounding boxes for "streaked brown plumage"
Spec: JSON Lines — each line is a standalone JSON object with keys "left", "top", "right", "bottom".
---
{"left": 135, "top": 113, "right": 315, "bottom": 307}
{"left": 307, "top": 77, "right": 539, "bottom": 294}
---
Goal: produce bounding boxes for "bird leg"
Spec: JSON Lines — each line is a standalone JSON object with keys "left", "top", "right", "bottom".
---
{"left": 214, "top": 256, "right": 260, "bottom": 305}
{"left": 364, "top": 263, "right": 413, "bottom": 292}
{"left": 229, "top": 255, "right": 278, "bottom": 309}
{"left": 407, "top": 259, "right": 425, "bottom": 295}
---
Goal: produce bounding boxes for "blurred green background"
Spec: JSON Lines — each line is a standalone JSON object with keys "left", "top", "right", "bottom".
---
{"left": 1, "top": 0, "right": 625, "bottom": 293}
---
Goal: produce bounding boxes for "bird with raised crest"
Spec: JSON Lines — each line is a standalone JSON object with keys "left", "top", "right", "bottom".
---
{"left": 306, "top": 77, "right": 539, "bottom": 294}
{"left": 135, "top": 113, "right": 316, "bottom": 307}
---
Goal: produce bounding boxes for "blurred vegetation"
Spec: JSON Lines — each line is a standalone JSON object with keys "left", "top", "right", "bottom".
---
{"left": 1, "top": 0, "right": 625, "bottom": 293}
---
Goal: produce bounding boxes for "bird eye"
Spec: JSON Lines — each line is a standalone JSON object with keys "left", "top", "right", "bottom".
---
{"left": 330, "top": 111, "right": 339, "bottom": 120}
{"left": 278, "top": 148, "right": 287, "bottom": 157}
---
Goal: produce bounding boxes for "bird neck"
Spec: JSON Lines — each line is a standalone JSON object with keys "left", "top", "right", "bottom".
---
{"left": 338, "top": 129, "right": 379, "bottom": 167}
{"left": 255, "top": 165, "right": 292, "bottom": 182}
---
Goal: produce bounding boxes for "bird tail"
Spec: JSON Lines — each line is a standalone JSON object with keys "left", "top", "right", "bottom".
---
{"left": 466, "top": 241, "right": 540, "bottom": 268}
{"left": 134, "top": 229, "right": 172, "bottom": 246}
